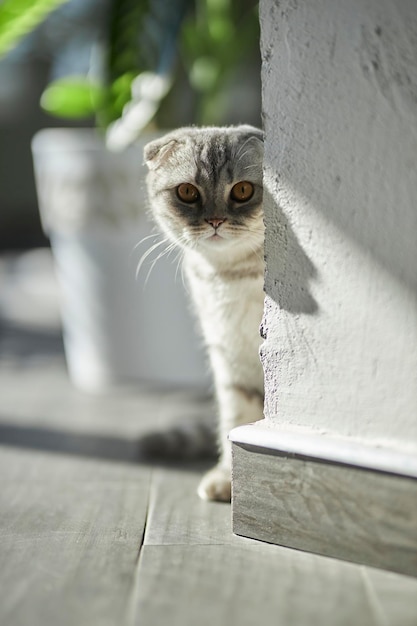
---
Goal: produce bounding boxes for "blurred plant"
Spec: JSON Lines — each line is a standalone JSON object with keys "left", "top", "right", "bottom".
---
{"left": 105, "top": 0, "right": 192, "bottom": 149}
{"left": 181, "top": 0, "right": 259, "bottom": 124}
{"left": 0, "top": 0, "right": 259, "bottom": 148}
{"left": 0, "top": 0, "right": 67, "bottom": 57}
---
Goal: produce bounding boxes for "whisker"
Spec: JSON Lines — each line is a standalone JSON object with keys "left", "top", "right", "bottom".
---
{"left": 144, "top": 240, "right": 178, "bottom": 286}
{"left": 174, "top": 249, "right": 186, "bottom": 285}
{"left": 128, "top": 232, "right": 160, "bottom": 267}
{"left": 242, "top": 163, "right": 262, "bottom": 172}
{"left": 181, "top": 260, "right": 189, "bottom": 293}
{"left": 135, "top": 238, "right": 169, "bottom": 280}
{"left": 174, "top": 251, "right": 182, "bottom": 283}
{"left": 133, "top": 232, "right": 161, "bottom": 250}
{"left": 236, "top": 148, "right": 251, "bottom": 163}
{"left": 235, "top": 136, "right": 255, "bottom": 161}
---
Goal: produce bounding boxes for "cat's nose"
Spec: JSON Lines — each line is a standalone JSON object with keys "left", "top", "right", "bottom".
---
{"left": 206, "top": 218, "right": 226, "bottom": 229}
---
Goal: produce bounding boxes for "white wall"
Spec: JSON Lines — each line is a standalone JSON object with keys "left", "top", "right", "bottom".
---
{"left": 260, "top": 0, "right": 417, "bottom": 453}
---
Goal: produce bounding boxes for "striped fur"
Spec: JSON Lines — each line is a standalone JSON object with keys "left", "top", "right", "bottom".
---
{"left": 144, "top": 126, "right": 264, "bottom": 501}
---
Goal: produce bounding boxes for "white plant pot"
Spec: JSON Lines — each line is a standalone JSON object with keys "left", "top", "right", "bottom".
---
{"left": 32, "top": 128, "right": 209, "bottom": 392}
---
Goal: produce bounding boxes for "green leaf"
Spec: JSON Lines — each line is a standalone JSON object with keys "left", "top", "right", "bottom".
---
{"left": 208, "top": 16, "right": 234, "bottom": 43}
{"left": 190, "top": 56, "right": 220, "bottom": 92}
{"left": 0, "top": 0, "right": 70, "bottom": 58}
{"left": 40, "top": 76, "right": 105, "bottom": 119}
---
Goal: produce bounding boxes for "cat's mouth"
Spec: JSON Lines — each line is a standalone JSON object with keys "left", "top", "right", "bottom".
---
{"left": 203, "top": 223, "right": 227, "bottom": 242}
{"left": 195, "top": 224, "right": 238, "bottom": 247}
{"left": 195, "top": 232, "right": 227, "bottom": 249}
{"left": 203, "top": 230, "right": 232, "bottom": 245}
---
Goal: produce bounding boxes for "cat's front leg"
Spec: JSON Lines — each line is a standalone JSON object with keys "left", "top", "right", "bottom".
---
{"left": 197, "top": 464, "right": 232, "bottom": 502}
{"left": 197, "top": 380, "right": 264, "bottom": 502}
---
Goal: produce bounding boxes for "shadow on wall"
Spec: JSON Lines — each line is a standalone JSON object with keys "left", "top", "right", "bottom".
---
{"left": 263, "top": 187, "right": 319, "bottom": 316}
{"left": 260, "top": 0, "right": 417, "bottom": 298}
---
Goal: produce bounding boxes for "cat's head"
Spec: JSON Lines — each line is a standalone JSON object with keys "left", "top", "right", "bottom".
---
{"left": 144, "top": 126, "right": 264, "bottom": 261}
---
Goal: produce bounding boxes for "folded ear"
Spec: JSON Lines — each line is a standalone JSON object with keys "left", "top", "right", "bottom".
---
{"left": 143, "top": 138, "right": 178, "bottom": 171}
{"left": 236, "top": 126, "right": 264, "bottom": 158}
{"left": 239, "top": 125, "right": 264, "bottom": 144}
{"left": 246, "top": 133, "right": 264, "bottom": 153}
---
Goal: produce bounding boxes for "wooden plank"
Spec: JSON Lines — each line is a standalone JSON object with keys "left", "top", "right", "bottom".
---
{"left": 2, "top": 249, "right": 416, "bottom": 626}
{"left": 0, "top": 448, "right": 151, "bottom": 626}
{"left": 364, "top": 568, "right": 417, "bottom": 625}
{"left": 0, "top": 357, "right": 210, "bottom": 437}
{"left": 0, "top": 444, "right": 150, "bottom": 482}
{"left": 132, "top": 544, "right": 417, "bottom": 626}
{"left": 230, "top": 423, "right": 417, "bottom": 478}
{"left": 144, "top": 466, "right": 241, "bottom": 546}
{"left": 232, "top": 442, "right": 417, "bottom": 576}
{"left": 0, "top": 354, "right": 213, "bottom": 467}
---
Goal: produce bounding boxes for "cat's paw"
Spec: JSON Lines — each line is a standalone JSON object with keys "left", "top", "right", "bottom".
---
{"left": 197, "top": 465, "right": 231, "bottom": 502}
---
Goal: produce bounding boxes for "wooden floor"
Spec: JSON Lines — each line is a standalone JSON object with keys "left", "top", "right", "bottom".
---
{"left": 1, "top": 249, "right": 417, "bottom": 626}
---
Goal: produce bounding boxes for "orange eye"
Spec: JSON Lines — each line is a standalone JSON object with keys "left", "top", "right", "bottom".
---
{"left": 230, "top": 181, "right": 254, "bottom": 202}
{"left": 177, "top": 183, "right": 200, "bottom": 203}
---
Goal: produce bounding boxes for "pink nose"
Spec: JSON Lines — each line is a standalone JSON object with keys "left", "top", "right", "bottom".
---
{"left": 206, "top": 218, "right": 226, "bottom": 229}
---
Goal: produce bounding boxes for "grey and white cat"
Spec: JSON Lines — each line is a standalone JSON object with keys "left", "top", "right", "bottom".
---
{"left": 144, "top": 125, "right": 264, "bottom": 502}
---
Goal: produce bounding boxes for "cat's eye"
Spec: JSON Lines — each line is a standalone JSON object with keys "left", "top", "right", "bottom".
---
{"left": 177, "top": 183, "right": 200, "bottom": 203}
{"left": 230, "top": 181, "right": 254, "bottom": 202}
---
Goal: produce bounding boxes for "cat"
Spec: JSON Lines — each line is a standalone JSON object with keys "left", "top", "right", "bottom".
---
{"left": 144, "top": 125, "right": 265, "bottom": 502}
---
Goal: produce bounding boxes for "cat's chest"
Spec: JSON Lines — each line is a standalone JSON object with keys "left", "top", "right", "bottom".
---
{"left": 184, "top": 257, "right": 264, "bottom": 341}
